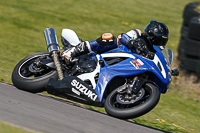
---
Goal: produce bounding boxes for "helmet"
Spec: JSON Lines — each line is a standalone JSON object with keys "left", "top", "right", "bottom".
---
{"left": 144, "top": 20, "right": 169, "bottom": 46}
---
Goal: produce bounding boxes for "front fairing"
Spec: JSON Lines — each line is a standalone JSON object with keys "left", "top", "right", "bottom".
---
{"left": 94, "top": 45, "right": 171, "bottom": 101}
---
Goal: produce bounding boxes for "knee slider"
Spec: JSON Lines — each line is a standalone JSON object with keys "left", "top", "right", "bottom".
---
{"left": 96, "top": 33, "right": 116, "bottom": 45}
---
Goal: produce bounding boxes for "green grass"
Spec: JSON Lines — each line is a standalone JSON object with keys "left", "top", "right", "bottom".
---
{"left": 133, "top": 89, "right": 200, "bottom": 133}
{"left": 0, "top": 121, "right": 32, "bottom": 133}
{"left": 0, "top": 0, "right": 200, "bottom": 132}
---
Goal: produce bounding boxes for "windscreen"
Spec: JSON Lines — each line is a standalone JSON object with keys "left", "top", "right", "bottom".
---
{"left": 161, "top": 47, "right": 173, "bottom": 68}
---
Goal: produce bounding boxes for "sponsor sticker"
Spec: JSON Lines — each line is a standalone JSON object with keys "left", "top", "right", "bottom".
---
{"left": 136, "top": 59, "right": 144, "bottom": 65}
{"left": 72, "top": 87, "right": 80, "bottom": 96}
{"left": 130, "top": 59, "right": 144, "bottom": 69}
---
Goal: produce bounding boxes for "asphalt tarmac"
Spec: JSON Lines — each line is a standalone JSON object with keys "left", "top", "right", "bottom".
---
{"left": 0, "top": 82, "right": 167, "bottom": 133}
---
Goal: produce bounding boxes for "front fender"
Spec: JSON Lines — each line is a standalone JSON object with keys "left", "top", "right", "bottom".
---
{"left": 95, "top": 68, "right": 148, "bottom": 102}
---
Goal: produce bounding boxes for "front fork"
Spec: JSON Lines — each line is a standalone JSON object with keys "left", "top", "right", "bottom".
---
{"left": 123, "top": 74, "right": 147, "bottom": 95}
{"left": 117, "top": 75, "right": 147, "bottom": 95}
{"left": 131, "top": 76, "right": 146, "bottom": 94}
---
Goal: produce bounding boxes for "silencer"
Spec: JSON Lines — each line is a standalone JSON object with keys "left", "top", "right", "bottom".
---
{"left": 44, "top": 28, "right": 60, "bottom": 54}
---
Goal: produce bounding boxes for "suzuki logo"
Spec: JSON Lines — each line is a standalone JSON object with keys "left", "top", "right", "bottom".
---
{"left": 71, "top": 79, "right": 98, "bottom": 101}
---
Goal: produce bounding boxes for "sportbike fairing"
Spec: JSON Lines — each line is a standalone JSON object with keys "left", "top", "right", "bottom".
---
{"left": 76, "top": 45, "right": 172, "bottom": 102}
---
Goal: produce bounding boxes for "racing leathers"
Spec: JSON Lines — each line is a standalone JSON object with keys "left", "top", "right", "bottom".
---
{"left": 61, "top": 29, "right": 155, "bottom": 63}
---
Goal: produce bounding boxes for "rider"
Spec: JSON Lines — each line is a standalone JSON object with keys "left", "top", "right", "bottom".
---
{"left": 61, "top": 20, "right": 169, "bottom": 62}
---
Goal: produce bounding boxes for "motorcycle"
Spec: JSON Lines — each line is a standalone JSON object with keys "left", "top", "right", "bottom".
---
{"left": 12, "top": 28, "right": 179, "bottom": 119}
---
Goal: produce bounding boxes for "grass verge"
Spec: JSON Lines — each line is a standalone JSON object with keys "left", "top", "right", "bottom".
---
{"left": 0, "top": 121, "right": 33, "bottom": 133}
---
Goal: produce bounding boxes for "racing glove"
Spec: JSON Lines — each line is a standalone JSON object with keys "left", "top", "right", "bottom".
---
{"left": 128, "top": 38, "right": 155, "bottom": 59}
{"left": 128, "top": 38, "right": 148, "bottom": 56}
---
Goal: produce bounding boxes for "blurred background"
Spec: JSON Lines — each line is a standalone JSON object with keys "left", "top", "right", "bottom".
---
{"left": 0, "top": 0, "right": 199, "bottom": 132}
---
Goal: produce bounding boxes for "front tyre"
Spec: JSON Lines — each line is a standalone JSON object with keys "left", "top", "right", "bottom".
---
{"left": 12, "top": 51, "right": 58, "bottom": 93}
{"left": 104, "top": 83, "right": 160, "bottom": 119}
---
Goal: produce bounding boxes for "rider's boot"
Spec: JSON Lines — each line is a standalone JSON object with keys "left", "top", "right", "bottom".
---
{"left": 62, "top": 42, "right": 90, "bottom": 65}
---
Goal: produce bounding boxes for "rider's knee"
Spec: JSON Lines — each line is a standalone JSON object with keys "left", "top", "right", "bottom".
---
{"left": 89, "top": 33, "right": 118, "bottom": 53}
{"left": 96, "top": 33, "right": 116, "bottom": 45}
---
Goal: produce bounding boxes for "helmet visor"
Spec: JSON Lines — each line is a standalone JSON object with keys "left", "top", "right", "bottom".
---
{"left": 154, "top": 36, "right": 168, "bottom": 46}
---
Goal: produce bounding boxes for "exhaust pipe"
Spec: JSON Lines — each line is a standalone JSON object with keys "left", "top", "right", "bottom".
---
{"left": 44, "top": 28, "right": 64, "bottom": 80}
{"left": 44, "top": 28, "right": 60, "bottom": 54}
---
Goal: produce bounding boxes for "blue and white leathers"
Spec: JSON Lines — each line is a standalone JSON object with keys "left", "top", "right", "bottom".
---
{"left": 61, "top": 29, "right": 141, "bottom": 57}
{"left": 88, "top": 38, "right": 118, "bottom": 53}
{"left": 77, "top": 45, "right": 172, "bottom": 102}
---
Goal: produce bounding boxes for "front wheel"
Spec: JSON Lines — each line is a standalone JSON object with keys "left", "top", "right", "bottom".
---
{"left": 12, "top": 51, "right": 58, "bottom": 93}
{"left": 104, "top": 83, "right": 160, "bottom": 119}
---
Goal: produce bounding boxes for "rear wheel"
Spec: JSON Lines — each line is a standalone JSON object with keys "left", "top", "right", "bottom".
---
{"left": 12, "top": 51, "right": 58, "bottom": 93}
{"left": 104, "top": 83, "right": 160, "bottom": 119}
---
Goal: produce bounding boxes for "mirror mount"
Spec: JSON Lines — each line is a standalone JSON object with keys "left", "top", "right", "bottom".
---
{"left": 171, "top": 68, "right": 179, "bottom": 76}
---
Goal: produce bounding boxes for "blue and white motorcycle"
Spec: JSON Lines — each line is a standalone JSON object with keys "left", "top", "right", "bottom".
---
{"left": 12, "top": 28, "right": 179, "bottom": 119}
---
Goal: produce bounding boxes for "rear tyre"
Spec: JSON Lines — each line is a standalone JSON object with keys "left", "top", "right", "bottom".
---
{"left": 104, "top": 83, "right": 160, "bottom": 119}
{"left": 12, "top": 51, "right": 58, "bottom": 93}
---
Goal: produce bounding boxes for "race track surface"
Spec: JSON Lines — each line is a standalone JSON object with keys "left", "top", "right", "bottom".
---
{"left": 0, "top": 82, "right": 166, "bottom": 133}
